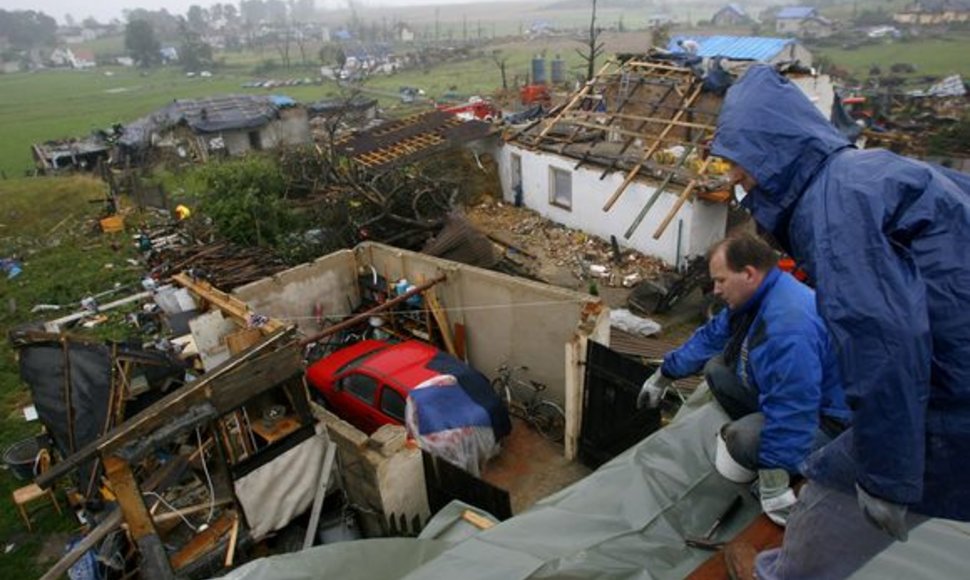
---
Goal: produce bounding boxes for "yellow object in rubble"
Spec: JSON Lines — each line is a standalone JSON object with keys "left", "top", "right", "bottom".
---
{"left": 175, "top": 204, "right": 192, "bottom": 220}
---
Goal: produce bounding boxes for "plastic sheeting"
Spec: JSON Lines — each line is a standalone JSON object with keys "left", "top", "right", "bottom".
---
{"left": 215, "top": 385, "right": 970, "bottom": 579}
{"left": 405, "top": 375, "right": 500, "bottom": 478}
{"left": 234, "top": 425, "right": 330, "bottom": 540}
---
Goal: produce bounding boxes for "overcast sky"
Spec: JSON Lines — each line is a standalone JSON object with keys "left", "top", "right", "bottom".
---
{"left": 2, "top": 0, "right": 507, "bottom": 24}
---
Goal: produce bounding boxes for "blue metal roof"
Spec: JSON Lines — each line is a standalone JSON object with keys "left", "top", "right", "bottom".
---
{"left": 667, "top": 35, "right": 795, "bottom": 61}
{"left": 777, "top": 6, "right": 817, "bottom": 19}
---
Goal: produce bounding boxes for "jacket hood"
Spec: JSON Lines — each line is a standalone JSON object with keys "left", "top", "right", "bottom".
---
{"left": 711, "top": 66, "right": 852, "bottom": 240}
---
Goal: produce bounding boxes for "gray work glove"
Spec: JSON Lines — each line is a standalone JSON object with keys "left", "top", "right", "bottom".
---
{"left": 856, "top": 483, "right": 909, "bottom": 541}
{"left": 759, "top": 468, "right": 797, "bottom": 527}
{"left": 637, "top": 369, "right": 672, "bottom": 409}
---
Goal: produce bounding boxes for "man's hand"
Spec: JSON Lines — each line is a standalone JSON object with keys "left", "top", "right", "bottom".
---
{"left": 759, "top": 468, "right": 797, "bottom": 526}
{"left": 637, "top": 369, "right": 672, "bottom": 409}
{"left": 856, "top": 484, "right": 909, "bottom": 541}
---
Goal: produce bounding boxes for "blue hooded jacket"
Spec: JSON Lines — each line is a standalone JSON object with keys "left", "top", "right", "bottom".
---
{"left": 662, "top": 268, "right": 849, "bottom": 473}
{"left": 712, "top": 66, "right": 970, "bottom": 520}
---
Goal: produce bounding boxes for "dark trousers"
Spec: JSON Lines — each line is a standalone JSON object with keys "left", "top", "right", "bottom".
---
{"left": 705, "top": 355, "right": 839, "bottom": 472}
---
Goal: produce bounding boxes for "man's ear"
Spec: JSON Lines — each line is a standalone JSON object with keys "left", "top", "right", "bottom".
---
{"left": 743, "top": 265, "right": 759, "bottom": 282}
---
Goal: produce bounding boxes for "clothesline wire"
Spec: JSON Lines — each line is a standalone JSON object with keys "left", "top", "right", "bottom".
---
{"left": 268, "top": 297, "right": 596, "bottom": 323}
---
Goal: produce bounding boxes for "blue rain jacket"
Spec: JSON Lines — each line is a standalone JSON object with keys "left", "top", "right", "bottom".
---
{"left": 712, "top": 66, "right": 970, "bottom": 520}
{"left": 662, "top": 268, "right": 849, "bottom": 473}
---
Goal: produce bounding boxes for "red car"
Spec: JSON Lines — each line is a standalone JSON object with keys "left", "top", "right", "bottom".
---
{"left": 306, "top": 339, "right": 511, "bottom": 438}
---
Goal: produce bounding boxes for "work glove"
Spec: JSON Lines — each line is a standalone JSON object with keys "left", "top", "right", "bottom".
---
{"left": 758, "top": 468, "right": 797, "bottom": 527}
{"left": 637, "top": 369, "right": 672, "bottom": 409}
{"left": 856, "top": 483, "right": 909, "bottom": 541}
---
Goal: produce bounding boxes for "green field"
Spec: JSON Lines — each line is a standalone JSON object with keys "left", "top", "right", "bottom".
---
{"left": 814, "top": 33, "right": 970, "bottom": 79}
{"left": 0, "top": 176, "right": 144, "bottom": 576}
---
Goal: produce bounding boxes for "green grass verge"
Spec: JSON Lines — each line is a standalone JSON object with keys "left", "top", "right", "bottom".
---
{"left": 814, "top": 33, "right": 970, "bottom": 79}
{"left": 0, "top": 175, "right": 143, "bottom": 576}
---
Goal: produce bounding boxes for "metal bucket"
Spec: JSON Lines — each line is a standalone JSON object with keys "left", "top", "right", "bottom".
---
{"left": 3, "top": 436, "right": 41, "bottom": 481}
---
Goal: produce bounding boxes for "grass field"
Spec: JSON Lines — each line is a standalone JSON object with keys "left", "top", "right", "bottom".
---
{"left": 813, "top": 33, "right": 970, "bottom": 79}
{"left": 0, "top": 175, "right": 144, "bottom": 576}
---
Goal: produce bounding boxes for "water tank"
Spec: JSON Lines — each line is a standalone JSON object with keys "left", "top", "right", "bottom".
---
{"left": 531, "top": 56, "right": 546, "bottom": 85}
{"left": 551, "top": 55, "right": 565, "bottom": 84}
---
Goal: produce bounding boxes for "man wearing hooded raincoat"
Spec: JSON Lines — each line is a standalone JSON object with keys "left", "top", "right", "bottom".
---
{"left": 711, "top": 65, "right": 970, "bottom": 578}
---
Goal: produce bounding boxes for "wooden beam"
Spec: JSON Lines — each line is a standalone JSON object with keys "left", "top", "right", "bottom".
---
{"left": 602, "top": 82, "right": 704, "bottom": 212}
{"left": 39, "top": 510, "right": 123, "bottom": 580}
{"left": 172, "top": 272, "right": 284, "bottom": 335}
{"left": 171, "top": 510, "right": 237, "bottom": 571}
{"left": 685, "top": 514, "right": 784, "bottom": 580}
{"left": 652, "top": 155, "right": 715, "bottom": 240}
{"left": 38, "top": 328, "right": 298, "bottom": 489}
{"left": 424, "top": 290, "right": 457, "bottom": 356}
{"left": 534, "top": 60, "right": 615, "bottom": 143}
{"left": 103, "top": 455, "right": 175, "bottom": 579}
{"left": 564, "top": 110, "right": 716, "bottom": 132}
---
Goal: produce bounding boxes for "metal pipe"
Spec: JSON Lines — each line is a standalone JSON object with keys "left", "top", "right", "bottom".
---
{"left": 299, "top": 274, "right": 447, "bottom": 346}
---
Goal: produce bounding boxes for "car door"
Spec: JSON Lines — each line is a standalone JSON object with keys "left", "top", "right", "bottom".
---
{"left": 336, "top": 371, "right": 383, "bottom": 433}
{"left": 378, "top": 384, "right": 408, "bottom": 427}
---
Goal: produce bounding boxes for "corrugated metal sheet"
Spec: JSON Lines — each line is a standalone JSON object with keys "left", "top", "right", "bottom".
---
{"left": 668, "top": 35, "right": 794, "bottom": 62}
{"left": 777, "top": 6, "right": 817, "bottom": 19}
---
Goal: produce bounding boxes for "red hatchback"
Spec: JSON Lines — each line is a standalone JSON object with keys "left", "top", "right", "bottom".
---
{"left": 306, "top": 340, "right": 511, "bottom": 439}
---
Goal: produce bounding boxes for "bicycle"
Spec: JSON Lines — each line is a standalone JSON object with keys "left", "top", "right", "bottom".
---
{"left": 491, "top": 364, "right": 566, "bottom": 443}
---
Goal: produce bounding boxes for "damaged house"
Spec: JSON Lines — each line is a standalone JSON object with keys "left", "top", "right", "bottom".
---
{"left": 25, "top": 239, "right": 672, "bottom": 578}
{"left": 117, "top": 94, "right": 311, "bottom": 164}
{"left": 495, "top": 57, "right": 834, "bottom": 267}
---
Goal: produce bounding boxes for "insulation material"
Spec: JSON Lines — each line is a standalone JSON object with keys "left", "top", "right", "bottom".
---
{"left": 188, "top": 310, "right": 236, "bottom": 372}
{"left": 233, "top": 425, "right": 331, "bottom": 540}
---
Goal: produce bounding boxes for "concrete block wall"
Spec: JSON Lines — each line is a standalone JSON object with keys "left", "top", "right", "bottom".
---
{"left": 317, "top": 407, "right": 428, "bottom": 537}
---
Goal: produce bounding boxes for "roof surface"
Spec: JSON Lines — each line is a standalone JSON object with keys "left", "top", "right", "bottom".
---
{"left": 667, "top": 35, "right": 795, "bottom": 61}
{"left": 777, "top": 6, "right": 817, "bottom": 19}
{"left": 224, "top": 387, "right": 970, "bottom": 580}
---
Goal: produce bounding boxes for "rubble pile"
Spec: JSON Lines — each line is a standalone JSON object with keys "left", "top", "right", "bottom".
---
{"left": 467, "top": 199, "right": 667, "bottom": 288}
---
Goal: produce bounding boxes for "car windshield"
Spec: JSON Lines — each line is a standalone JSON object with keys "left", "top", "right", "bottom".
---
{"left": 336, "top": 343, "right": 389, "bottom": 375}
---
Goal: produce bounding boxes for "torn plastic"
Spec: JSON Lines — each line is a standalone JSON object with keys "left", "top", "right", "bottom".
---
{"left": 405, "top": 375, "right": 500, "bottom": 478}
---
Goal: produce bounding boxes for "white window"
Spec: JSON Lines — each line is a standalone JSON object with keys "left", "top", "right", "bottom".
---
{"left": 549, "top": 167, "right": 572, "bottom": 210}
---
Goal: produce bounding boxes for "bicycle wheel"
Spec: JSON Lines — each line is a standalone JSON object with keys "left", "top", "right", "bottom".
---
{"left": 531, "top": 401, "right": 566, "bottom": 443}
{"left": 490, "top": 378, "right": 513, "bottom": 409}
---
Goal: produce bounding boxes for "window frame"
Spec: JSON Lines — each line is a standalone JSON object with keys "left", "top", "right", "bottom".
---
{"left": 549, "top": 166, "right": 572, "bottom": 210}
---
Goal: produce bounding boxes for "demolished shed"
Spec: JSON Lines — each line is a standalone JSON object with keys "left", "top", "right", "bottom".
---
{"left": 118, "top": 94, "right": 311, "bottom": 164}
{"left": 31, "top": 275, "right": 325, "bottom": 579}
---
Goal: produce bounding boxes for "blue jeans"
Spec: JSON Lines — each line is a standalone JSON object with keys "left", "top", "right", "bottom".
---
{"left": 705, "top": 355, "right": 839, "bottom": 472}
{"left": 755, "top": 430, "right": 928, "bottom": 579}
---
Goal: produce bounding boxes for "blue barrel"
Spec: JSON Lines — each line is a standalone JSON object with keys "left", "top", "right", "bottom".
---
{"left": 531, "top": 56, "right": 546, "bottom": 85}
{"left": 551, "top": 56, "right": 565, "bottom": 84}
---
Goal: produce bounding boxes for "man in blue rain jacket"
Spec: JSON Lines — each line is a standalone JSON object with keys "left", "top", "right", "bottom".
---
{"left": 638, "top": 234, "right": 849, "bottom": 526}
{"left": 711, "top": 65, "right": 970, "bottom": 578}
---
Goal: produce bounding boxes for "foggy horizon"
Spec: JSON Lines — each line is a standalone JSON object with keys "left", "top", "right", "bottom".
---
{"left": 1, "top": 0, "right": 538, "bottom": 25}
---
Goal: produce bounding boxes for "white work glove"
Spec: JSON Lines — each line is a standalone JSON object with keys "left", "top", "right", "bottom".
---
{"left": 759, "top": 468, "right": 797, "bottom": 527}
{"left": 856, "top": 483, "right": 909, "bottom": 541}
{"left": 637, "top": 369, "right": 672, "bottom": 409}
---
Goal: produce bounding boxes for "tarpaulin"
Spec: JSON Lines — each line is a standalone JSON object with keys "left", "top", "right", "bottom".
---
{"left": 217, "top": 385, "right": 970, "bottom": 579}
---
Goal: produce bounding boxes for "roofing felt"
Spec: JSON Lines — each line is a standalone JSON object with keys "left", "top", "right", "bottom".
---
{"left": 776, "top": 6, "right": 817, "bottom": 19}
{"left": 119, "top": 94, "right": 295, "bottom": 148}
{"left": 333, "top": 110, "right": 492, "bottom": 170}
{"left": 667, "top": 35, "right": 795, "bottom": 61}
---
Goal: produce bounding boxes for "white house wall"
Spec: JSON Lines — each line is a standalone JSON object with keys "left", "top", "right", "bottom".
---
{"left": 222, "top": 131, "right": 252, "bottom": 156}
{"left": 496, "top": 144, "right": 727, "bottom": 266}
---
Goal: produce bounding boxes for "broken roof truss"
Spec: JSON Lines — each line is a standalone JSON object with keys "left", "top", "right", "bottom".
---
{"left": 514, "top": 58, "right": 730, "bottom": 240}
{"left": 334, "top": 110, "right": 493, "bottom": 171}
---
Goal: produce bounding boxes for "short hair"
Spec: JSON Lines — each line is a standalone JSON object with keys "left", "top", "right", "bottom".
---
{"left": 708, "top": 233, "right": 777, "bottom": 273}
